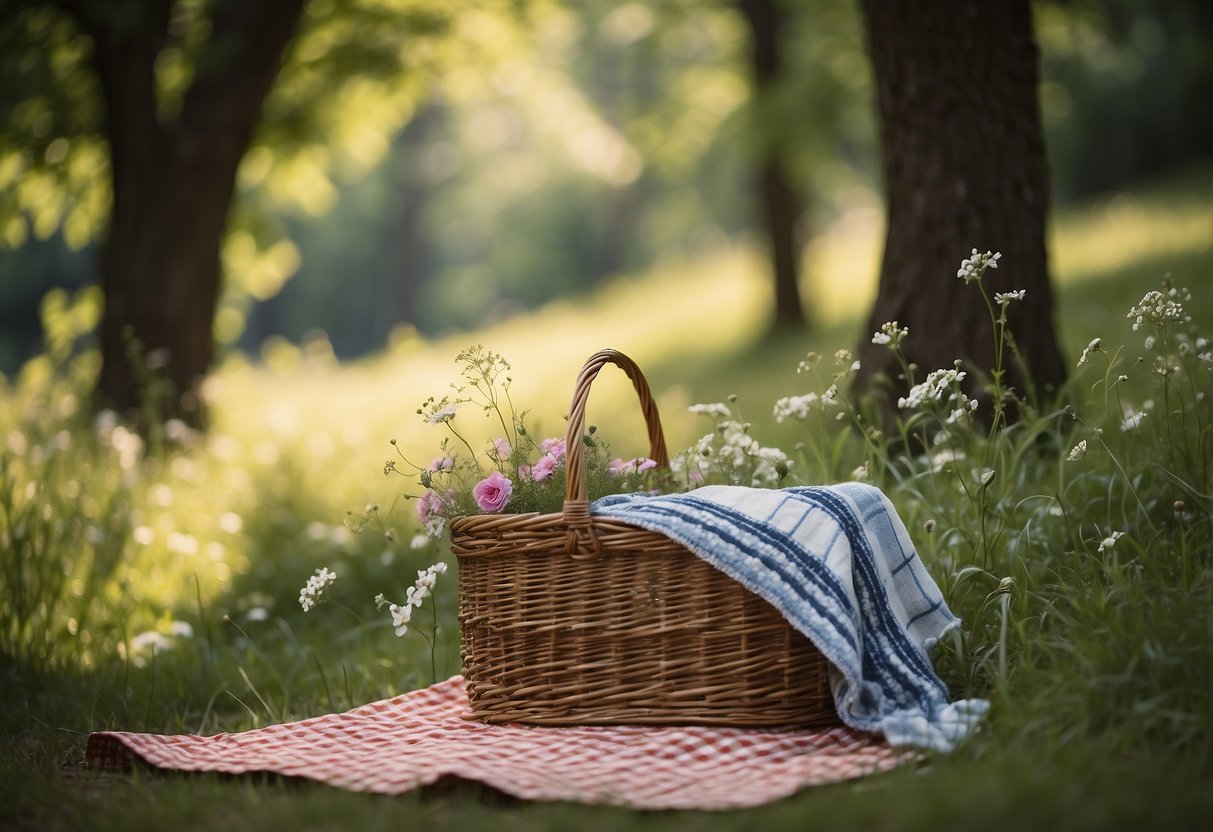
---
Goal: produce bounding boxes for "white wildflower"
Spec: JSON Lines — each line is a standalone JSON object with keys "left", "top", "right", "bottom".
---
{"left": 851, "top": 463, "right": 869, "bottom": 482}
{"left": 1076, "top": 337, "right": 1103, "bottom": 367}
{"left": 1127, "top": 287, "right": 1191, "bottom": 331}
{"left": 389, "top": 603, "right": 412, "bottom": 636}
{"left": 956, "top": 249, "right": 1001, "bottom": 283}
{"left": 426, "top": 405, "right": 459, "bottom": 424}
{"left": 872, "top": 321, "right": 909, "bottom": 347}
{"left": 298, "top": 566, "right": 337, "bottom": 612}
{"left": 410, "top": 533, "right": 430, "bottom": 550}
{"left": 1144, "top": 335, "right": 1156, "bottom": 350}
{"left": 1066, "top": 440, "right": 1088, "bottom": 462}
{"left": 994, "top": 289, "right": 1027, "bottom": 305}
{"left": 1120, "top": 410, "right": 1146, "bottom": 432}
{"left": 689, "top": 403, "right": 733, "bottom": 419}
{"left": 924, "top": 519, "right": 936, "bottom": 533}
{"left": 384, "top": 562, "right": 448, "bottom": 637}
{"left": 168, "top": 621, "right": 194, "bottom": 638}
{"left": 773, "top": 394, "right": 819, "bottom": 422}
{"left": 1098, "top": 531, "right": 1125, "bottom": 553}
{"left": 898, "top": 368, "right": 967, "bottom": 410}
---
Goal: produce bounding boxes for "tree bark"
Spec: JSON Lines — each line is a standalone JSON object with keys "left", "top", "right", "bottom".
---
{"left": 73, "top": 0, "right": 305, "bottom": 425}
{"left": 739, "top": 0, "right": 806, "bottom": 333}
{"left": 855, "top": 0, "right": 1066, "bottom": 409}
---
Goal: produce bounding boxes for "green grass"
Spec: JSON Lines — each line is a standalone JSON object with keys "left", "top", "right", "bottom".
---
{"left": 2, "top": 165, "right": 1211, "bottom": 830}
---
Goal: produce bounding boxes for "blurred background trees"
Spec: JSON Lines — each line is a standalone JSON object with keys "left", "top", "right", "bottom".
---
{"left": 1, "top": 0, "right": 1210, "bottom": 419}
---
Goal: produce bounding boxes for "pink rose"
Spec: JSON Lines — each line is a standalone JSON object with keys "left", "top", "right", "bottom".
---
{"left": 529, "top": 453, "right": 558, "bottom": 482}
{"left": 539, "top": 438, "right": 566, "bottom": 459}
{"left": 472, "top": 471, "right": 513, "bottom": 513}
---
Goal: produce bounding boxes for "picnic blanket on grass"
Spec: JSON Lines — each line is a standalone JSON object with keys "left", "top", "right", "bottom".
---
{"left": 86, "top": 482, "right": 983, "bottom": 806}
{"left": 593, "top": 483, "right": 989, "bottom": 752}
{"left": 86, "top": 675, "right": 907, "bottom": 809}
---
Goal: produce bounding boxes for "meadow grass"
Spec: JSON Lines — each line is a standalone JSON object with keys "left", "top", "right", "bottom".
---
{"left": 1, "top": 167, "right": 1210, "bottom": 830}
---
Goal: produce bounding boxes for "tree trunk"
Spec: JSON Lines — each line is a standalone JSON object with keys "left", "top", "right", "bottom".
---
{"left": 83, "top": 0, "right": 305, "bottom": 426}
{"left": 739, "top": 0, "right": 806, "bottom": 333}
{"left": 854, "top": 0, "right": 1066, "bottom": 409}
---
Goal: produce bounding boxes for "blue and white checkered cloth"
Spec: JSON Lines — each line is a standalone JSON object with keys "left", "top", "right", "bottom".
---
{"left": 593, "top": 483, "right": 989, "bottom": 751}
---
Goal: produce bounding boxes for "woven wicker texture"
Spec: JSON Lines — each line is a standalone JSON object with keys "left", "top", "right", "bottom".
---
{"left": 451, "top": 349, "right": 835, "bottom": 727}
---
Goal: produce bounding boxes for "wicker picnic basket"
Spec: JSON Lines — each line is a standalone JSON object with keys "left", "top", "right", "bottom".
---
{"left": 450, "top": 349, "right": 836, "bottom": 727}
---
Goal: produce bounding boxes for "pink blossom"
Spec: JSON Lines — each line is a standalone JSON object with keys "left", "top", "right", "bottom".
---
{"left": 609, "top": 457, "right": 658, "bottom": 476}
{"left": 428, "top": 457, "right": 453, "bottom": 473}
{"left": 492, "top": 438, "right": 511, "bottom": 458}
{"left": 472, "top": 471, "right": 513, "bottom": 513}
{"left": 416, "top": 490, "right": 445, "bottom": 522}
{"left": 530, "top": 453, "right": 558, "bottom": 481}
{"left": 539, "top": 438, "right": 566, "bottom": 459}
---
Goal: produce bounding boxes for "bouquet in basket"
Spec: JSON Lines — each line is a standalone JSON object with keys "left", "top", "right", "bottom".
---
{"left": 383, "top": 344, "right": 791, "bottom": 541}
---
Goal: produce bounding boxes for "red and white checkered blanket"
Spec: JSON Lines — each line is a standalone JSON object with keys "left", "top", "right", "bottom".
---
{"left": 86, "top": 676, "right": 907, "bottom": 809}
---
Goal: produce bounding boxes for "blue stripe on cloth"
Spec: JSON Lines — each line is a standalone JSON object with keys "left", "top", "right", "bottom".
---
{"left": 593, "top": 483, "right": 988, "bottom": 751}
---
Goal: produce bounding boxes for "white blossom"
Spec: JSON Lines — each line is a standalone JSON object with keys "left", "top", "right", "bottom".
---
{"left": 426, "top": 405, "right": 459, "bottom": 424}
{"left": 1066, "top": 440, "right": 1088, "bottom": 462}
{"left": 898, "top": 368, "right": 967, "bottom": 410}
{"left": 956, "top": 249, "right": 1001, "bottom": 283}
{"left": 871, "top": 321, "right": 909, "bottom": 347}
{"left": 1098, "top": 531, "right": 1124, "bottom": 553}
{"left": 688, "top": 402, "right": 732, "bottom": 419}
{"left": 1077, "top": 337, "right": 1103, "bottom": 367}
{"left": 1127, "top": 287, "right": 1191, "bottom": 331}
{"left": 298, "top": 566, "right": 337, "bottom": 612}
{"left": 383, "top": 562, "right": 448, "bottom": 637}
{"left": 1120, "top": 410, "right": 1146, "bottom": 432}
{"left": 994, "top": 289, "right": 1026, "bottom": 305}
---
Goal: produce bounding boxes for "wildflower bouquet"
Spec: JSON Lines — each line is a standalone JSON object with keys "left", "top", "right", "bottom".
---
{"left": 382, "top": 345, "right": 673, "bottom": 541}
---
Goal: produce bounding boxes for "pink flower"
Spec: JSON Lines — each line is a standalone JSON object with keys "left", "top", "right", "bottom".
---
{"left": 472, "top": 471, "right": 513, "bottom": 513}
{"left": 530, "top": 453, "right": 558, "bottom": 481}
{"left": 428, "top": 456, "right": 453, "bottom": 473}
{"left": 539, "top": 438, "right": 566, "bottom": 459}
{"left": 416, "top": 490, "right": 445, "bottom": 522}
{"left": 492, "top": 438, "right": 511, "bottom": 458}
{"left": 608, "top": 457, "right": 658, "bottom": 476}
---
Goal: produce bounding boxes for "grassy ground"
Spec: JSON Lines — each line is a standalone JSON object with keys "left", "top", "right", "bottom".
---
{"left": 2, "top": 165, "right": 1211, "bottom": 830}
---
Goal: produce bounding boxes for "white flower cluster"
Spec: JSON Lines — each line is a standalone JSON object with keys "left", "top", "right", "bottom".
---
{"left": 1076, "top": 337, "right": 1103, "bottom": 367}
{"left": 677, "top": 419, "right": 790, "bottom": 488}
{"left": 688, "top": 402, "right": 733, "bottom": 419}
{"left": 871, "top": 321, "right": 909, "bottom": 347}
{"left": 387, "top": 562, "right": 448, "bottom": 636}
{"left": 426, "top": 405, "right": 459, "bottom": 424}
{"left": 1127, "top": 286, "right": 1191, "bottom": 331}
{"left": 773, "top": 386, "right": 839, "bottom": 422}
{"left": 956, "top": 249, "right": 1001, "bottom": 283}
{"left": 298, "top": 567, "right": 337, "bottom": 612}
{"left": 1098, "top": 530, "right": 1125, "bottom": 553}
{"left": 994, "top": 289, "right": 1026, "bottom": 305}
{"left": 897, "top": 368, "right": 967, "bottom": 410}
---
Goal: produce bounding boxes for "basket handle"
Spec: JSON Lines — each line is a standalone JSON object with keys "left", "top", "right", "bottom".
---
{"left": 563, "top": 349, "right": 668, "bottom": 560}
